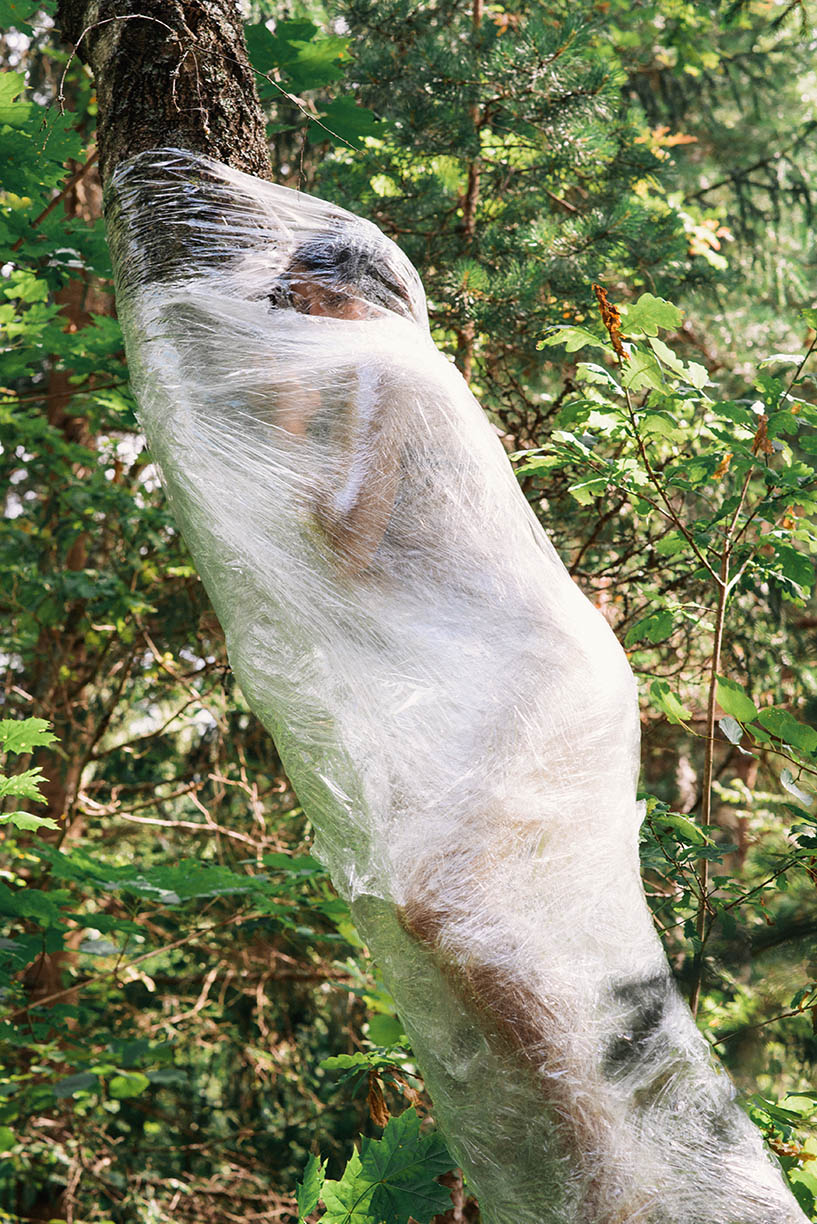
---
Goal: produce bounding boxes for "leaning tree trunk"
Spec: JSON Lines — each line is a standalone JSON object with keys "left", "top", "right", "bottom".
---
{"left": 57, "top": 0, "right": 270, "bottom": 184}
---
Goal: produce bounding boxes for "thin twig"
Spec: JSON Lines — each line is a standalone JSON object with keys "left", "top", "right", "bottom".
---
{"left": 8, "top": 911, "right": 252, "bottom": 1019}
{"left": 116, "top": 810, "right": 261, "bottom": 848}
{"left": 688, "top": 551, "right": 728, "bottom": 1017}
{"left": 0, "top": 380, "right": 129, "bottom": 408}
{"left": 711, "top": 999, "right": 816, "bottom": 1047}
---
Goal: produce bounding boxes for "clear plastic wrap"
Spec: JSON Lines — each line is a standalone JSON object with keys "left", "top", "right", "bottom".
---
{"left": 105, "top": 149, "right": 806, "bottom": 1224}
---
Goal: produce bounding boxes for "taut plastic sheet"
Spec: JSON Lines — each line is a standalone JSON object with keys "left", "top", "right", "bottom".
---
{"left": 106, "top": 149, "right": 806, "bottom": 1224}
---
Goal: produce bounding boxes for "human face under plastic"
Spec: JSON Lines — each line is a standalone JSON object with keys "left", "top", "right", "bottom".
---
{"left": 289, "top": 277, "right": 370, "bottom": 319}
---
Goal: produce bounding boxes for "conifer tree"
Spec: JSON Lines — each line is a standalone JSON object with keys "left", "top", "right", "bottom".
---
{"left": 315, "top": 0, "right": 688, "bottom": 433}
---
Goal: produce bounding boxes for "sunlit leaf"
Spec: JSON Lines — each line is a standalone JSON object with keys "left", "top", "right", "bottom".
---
{"left": 650, "top": 679, "right": 692, "bottom": 725}
{"left": 109, "top": 1072, "right": 150, "bottom": 1099}
{"left": 715, "top": 677, "right": 759, "bottom": 724}
{"left": 0, "top": 718, "right": 56, "bottom": 755}
{"left": 0, "top": 811, "right": 60, "bottom": 832}
{"left": 297, "top": 1153, "right": 327, "bottom": 1221}
{"left": 320, "top": 1111, "right": 453, "bottom": 1224}
{"left": 620, "top": 293, "right": 683, "bottom": 336}
{"left": 756, "top": 708, "right": 817, "bottom": 755}
{"left": 539, "top": 326, "right": 607, "bottom": 353}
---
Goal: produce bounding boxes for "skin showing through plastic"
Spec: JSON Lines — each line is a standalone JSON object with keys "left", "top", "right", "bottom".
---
{"left": 294, "top": 278, "right": 671, "bottom": 1216}
{"left": 397, "top": 893, "right": 649, "bottom": 1222}
{"left": 284, "top": 245, "right": 669, "bottom": 1223}
{"left": 282, "top": 308, "right": 778, "bottom": 1220}
{"left": 275, "top": 280, "right": 613, "bottom": 1198}
{"left": 276, "top": 268, "right": 402, "bottom": 578}
{"left": 285, "top": 285, "right": 601, "bottom": 1176}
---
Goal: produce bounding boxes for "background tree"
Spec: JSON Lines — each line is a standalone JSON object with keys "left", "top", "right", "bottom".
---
{"left": 316, "top": 1, "right": 688, "bottom": 400}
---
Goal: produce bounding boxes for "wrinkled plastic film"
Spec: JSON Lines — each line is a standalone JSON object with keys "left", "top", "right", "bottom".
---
{"left": 105, "top": 150, "right": 806, "bottom": 1224}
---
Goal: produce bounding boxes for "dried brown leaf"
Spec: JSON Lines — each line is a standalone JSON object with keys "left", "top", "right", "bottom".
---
{"left": 367, "top": 1071, "right": 390, "bottom": 1127}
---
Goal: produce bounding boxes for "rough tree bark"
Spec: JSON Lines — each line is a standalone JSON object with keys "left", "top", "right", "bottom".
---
{"left": 46, "top": 0, "right": 265, "bottom": 1017}
{"left": 57, "top": 0, "right": 270, "bottom": 184}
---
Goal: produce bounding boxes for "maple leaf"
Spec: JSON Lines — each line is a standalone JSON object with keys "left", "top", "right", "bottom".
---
{"left": 321, "top": 1109, "right": 454, "bottom": 1224}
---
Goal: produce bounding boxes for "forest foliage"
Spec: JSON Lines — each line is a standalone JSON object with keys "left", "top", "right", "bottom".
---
{"left": 1, "top": 1, "right": 817, "bottom": 1221}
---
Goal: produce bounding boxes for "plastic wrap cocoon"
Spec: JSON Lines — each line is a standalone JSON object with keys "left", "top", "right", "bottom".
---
{"left": 105, "top": 150, "right": 806, "bottom": 1224}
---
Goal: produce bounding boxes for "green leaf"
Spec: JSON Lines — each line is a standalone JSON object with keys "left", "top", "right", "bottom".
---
{"left": 113, "top": 860, "right": 260, "bottom": 902}
{"left": 791, "top": 1181, "right": 815, "bottom": 1217}
{"left": 567, "top": 476, "right": 608, "bottom": 505}
{"left": 715, "top": 677, "right": 759, "bottom": 724}
{"left": 322, "top": 1111, "right": 453, "bottom": 1224}
{"left": 648, "top": 337, "right": 710, "bottom": 390}
{"left": 0, "top": 811, "right": 60, "bottom": 832}
{"left": 0, "top": 765, "right": 47, "bottom": 802}
{"left": 4, "top": 886, "right": 62, "bottom": 926}
{"left": 321, "top": 1053, "right": 372, "bottom": 1073}
{"left": 0, "top": 717, "right": 56, "bottom": 755}
{"left": 620, "top": 293, "right": 683, "bottom": 336}
{"left": 322, "top": 1149, "right": 375, "bottom": 1224}
{"left": 766, "top": 542, "right": 815, "bottom": 600}
{"left": 575, "top": 362, "right": 621, "bottom": 391}
{"left": 2, "top": 268, "right": 49, "bottom": 304}
{"left": 539, "top": 325, "right": 607, "bottom": 353}
{"left": 367, "top": 1014, "right": 405, "bottom": 1047}
{"left": 624, "top": 609, "right": 674, "bottom": 646}
{"left": 286, "top": 37, "right": 348, "bottom": 91}
{"left": 648, "top": 335, "right": 687, "bottom": 378}
{"left": 686, "top": 361, "right": 710, "bottom": 391}
{"left": 108, "top": 1072, "right": 150, "bottom": 1099}
{"left": 654, "top": 531, "right": 686, "bottom": 557}
{"left": 0, "top": 1126, "right": 15, "bottom": 1152}
{"left": 297, "top": 1153, "right": 327, "bottom": 1221}
{"left": 514, "top": 454, "right": 561, "bottom": 477}
{"left": 364, "top": 1110, "right": 453, "bottom": 1224}
{"left": 756, "top": 708, "right": 817, "bottom": 755}
{"left": 650, "top": 679, "right": 692, "bottom": 725}
{"left": 245, "top": 19, "right": 311, "bottom": 71}
{"left": 747, "top": 1094, "right": 805, "bottom": 1127}
{"left": 653, "top": 810, "right": 709, "bottom": 845}
{"left": 755, "top": 372, "right": 786, "bottom": 412}
{"left": 0, "top": 71, "right": 31, "bottom": 127}
{"left": 247, "top": 18, "right": 349, "bottom": 93}
{"left": 622, "top": 349, "right": 665, "bottom": 393}
{"left": 0, "top": 0, "right": 29, "bottom": 30}
{"left": 53, "top": 1072, "right": 99, "bottom": 1099}
{"left": 314, "top": 98, "right": 381, "bottom": 148}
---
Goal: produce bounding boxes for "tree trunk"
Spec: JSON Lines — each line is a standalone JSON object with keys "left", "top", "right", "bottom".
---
{"left": 57, "top": 0, "right": 270, "bottom": 184}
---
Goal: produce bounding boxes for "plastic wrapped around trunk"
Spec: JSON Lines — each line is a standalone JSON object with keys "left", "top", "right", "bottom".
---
{"left": 105, "top": 148, "right": 806, "bottom": 1224}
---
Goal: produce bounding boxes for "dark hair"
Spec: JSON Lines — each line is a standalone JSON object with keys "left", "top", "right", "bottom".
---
{"left": 268, "top": 233, "right": 413, "bottom": 316}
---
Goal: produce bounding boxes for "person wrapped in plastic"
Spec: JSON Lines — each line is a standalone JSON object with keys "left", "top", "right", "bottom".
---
{"left": 105, "top": 149, "right": 806, "bottom": 1224}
